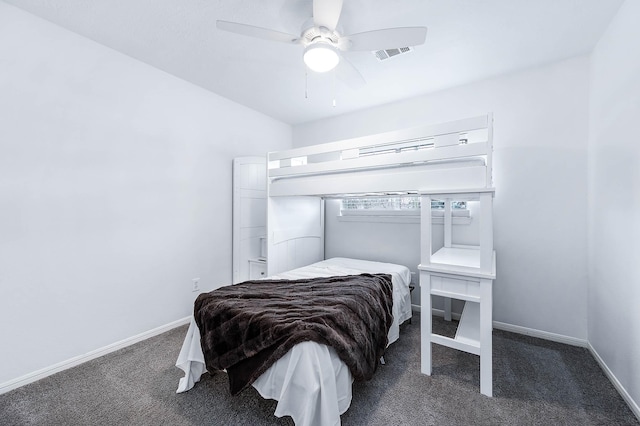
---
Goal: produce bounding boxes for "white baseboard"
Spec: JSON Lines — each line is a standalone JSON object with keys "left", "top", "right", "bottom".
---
{"left": 413, "top": 304, "right": 588, "bottom": 347}
{"left": 588, "top": 342, "right": 640, "bottom": 421}
{"left": 414, "top": 303, "right": 585, "bottom": 349}
{"left": 0, "top": 316, "right": 191, "bottom": 396}
{"left": 492, "top": 321, "right": 588, "bottom": 348}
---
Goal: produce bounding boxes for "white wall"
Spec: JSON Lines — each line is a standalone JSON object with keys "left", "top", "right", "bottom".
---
{"left": 0, "top": 3, "right": 291, "bottom": 386}
{"left": 588, "top": 0, "right": 640, "bottom": 413}
{"left": 294, "top": 56, "right": 590, "bottom": 341}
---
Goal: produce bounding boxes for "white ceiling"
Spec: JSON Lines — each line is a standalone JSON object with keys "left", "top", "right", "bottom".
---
{"left": 4, "top": 0, "right": 623, "bottom": 125}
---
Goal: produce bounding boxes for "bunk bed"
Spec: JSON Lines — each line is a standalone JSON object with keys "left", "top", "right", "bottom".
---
{"left": 176, "top": 113, "right": 496, "bottom": 425}
{"left": 267, "top": 113, "right": 496, "bottom": 399}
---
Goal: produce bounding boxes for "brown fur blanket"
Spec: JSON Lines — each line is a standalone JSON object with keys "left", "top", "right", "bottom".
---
{"left": 194, "top": 273, "right": 394, "bottom": 395}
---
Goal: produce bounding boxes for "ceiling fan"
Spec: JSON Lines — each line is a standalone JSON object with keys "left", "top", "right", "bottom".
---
{"left": 216, "top": 0, "right": 427, "bottom": 88}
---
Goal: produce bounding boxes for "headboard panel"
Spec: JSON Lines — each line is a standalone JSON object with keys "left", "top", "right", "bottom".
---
{"left": 267, "top": 196, "right": 324, "bottom": 276}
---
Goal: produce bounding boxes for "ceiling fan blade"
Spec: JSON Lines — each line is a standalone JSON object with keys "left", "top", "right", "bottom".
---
{"left": 216, "top": 20, "right": 299, "bottom": 44}
{"left": 313, "top": 0, "right": 343, "bottom": 31}
{"left": 346, "top": 27, "right": 427, "bottom": 51}
{"left": 336, "top": 54, "right": 366, "bottom": 90}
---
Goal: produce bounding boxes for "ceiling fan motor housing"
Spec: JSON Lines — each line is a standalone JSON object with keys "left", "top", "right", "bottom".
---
{"left": 301, "top": 25, "right": 341, "bottom": 47}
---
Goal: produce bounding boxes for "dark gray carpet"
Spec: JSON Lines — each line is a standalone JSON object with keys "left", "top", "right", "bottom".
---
{"left": 1, "top": 313, "right": 638, "bottom": 425}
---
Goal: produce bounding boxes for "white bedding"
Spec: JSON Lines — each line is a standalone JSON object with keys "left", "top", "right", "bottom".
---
{"left": 175, "top": 257, "right": 412, "bottom": 426}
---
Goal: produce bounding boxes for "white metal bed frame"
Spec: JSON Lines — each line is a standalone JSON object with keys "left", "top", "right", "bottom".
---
{"left": 267, "top": 113, "right": 497, "bottom": 396}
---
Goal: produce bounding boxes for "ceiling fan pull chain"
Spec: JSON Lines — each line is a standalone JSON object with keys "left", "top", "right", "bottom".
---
{"left": 305, "top": 70, "right": 308, "bottom": 99}
{"left": 332, "top": 69, "right": 336, "bottom": 107}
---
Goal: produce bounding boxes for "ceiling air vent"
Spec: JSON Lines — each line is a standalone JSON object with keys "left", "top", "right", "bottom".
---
{"left": 373, "top": 46, "right": 412, "bottom": 61}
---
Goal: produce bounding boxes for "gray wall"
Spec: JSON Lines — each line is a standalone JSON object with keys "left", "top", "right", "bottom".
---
{"left": 588, "top": 0, "right": 640, "bottom": 414}
{"left": 0, "top": 3, "right": 291, "bottom": 386}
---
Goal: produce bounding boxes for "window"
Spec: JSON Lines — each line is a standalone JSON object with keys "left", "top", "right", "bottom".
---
{"left": 341, "top": 196, "right": 466, "bottom": 211}
{"left": 338, "top": 196, "right": 470, "bottom": 224}
{"left": 341, "top": 196, "right": 421, "bottom": 211}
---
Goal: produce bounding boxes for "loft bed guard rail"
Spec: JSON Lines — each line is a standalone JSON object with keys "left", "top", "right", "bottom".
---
{"left": 268, "top": 114, "right": 493, "bottom": 197}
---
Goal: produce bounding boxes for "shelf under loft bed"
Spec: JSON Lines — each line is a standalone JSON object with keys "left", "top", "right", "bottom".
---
{"left": 420, "top": 246, "right": 496, "bottom": 279}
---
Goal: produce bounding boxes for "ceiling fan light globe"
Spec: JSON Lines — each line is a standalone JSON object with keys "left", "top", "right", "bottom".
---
{"left": 303, "top": 43, "right": 339, "bottom": 73}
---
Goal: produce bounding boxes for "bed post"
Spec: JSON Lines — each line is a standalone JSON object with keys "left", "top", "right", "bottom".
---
{"left": 479, "top": 192, "right": 494, "bottom": 274}
{"left": 485, "top": 112, "right": 494, "bottom": 187}
{"left": 480, "top": 277, "right": 493, "bottom": 397}
{"left": 420, "top": 195, "right": 432, "bottom": 267}
{"left": 420, "top": 194, "right": 433, "bottom": 375}
{"left": 420, "top": 272, "right": 432, "bottom": 376}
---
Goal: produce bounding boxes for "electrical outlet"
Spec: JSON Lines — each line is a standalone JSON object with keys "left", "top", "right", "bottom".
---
{"left": 192, "top": 277, "right": 200, "bottom": 292}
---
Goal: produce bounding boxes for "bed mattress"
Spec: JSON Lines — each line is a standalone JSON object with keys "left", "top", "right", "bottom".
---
{"left": 175, "top": 257, "right": 412, "bottom": 426}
